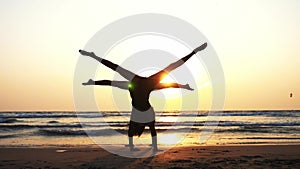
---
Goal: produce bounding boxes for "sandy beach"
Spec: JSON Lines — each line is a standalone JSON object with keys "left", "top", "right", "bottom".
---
{"left": 0, "top": 145, "right": 299, "bottom": 169}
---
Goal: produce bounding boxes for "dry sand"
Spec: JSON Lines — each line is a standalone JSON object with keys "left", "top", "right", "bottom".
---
{"left": 0, "top": 145, "right": 299, "bottom": 169}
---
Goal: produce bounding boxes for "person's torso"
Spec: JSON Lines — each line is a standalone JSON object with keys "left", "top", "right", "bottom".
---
{"left": 129, "top": 76, "right": 155, "bottom": 111}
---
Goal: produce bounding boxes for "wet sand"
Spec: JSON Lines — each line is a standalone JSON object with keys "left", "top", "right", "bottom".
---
{"left": 0, "top": 145, "right": 299, "bottom": 168}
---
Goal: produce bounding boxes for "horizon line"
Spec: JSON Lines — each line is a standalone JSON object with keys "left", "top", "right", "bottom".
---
{"left": 0, "top": 109, "right": 299, "bottom": 113}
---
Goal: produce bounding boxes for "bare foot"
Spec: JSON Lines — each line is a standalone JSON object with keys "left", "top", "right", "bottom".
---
{"left": 193, "top": 43, "right": 207, "bottom": 53}
{"left": 184, "top": 84, "right": 194, "bottom": 91}
{"left": 152, "top": 148, "right": 163, "bottom": 154}
{"left": 79, "top": 49, "right": 95, "bottom": 56}
{"left": 82, "top": 79, "right": 94, "bottom": 86}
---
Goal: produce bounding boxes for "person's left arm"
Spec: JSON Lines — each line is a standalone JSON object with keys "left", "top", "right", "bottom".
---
{"left": 154, "top": 83, "right": 194, "bottom": 91}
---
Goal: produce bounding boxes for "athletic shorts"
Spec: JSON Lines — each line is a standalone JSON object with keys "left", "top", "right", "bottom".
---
{"left": 130, "top": 107, "right": 155, "bottom": 123}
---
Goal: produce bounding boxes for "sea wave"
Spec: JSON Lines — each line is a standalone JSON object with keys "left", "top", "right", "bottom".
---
{"left": 38, "top": 129, "right": 87, "bottom": 136}
{"left": 0, "top": 118, "right": 20, "bottom": 123}
{"left": 32, "top": 126, "right": 300, "bottom": 137}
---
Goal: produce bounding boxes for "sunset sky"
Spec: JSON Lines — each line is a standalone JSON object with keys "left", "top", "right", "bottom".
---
{"left": 0, "top": 0, "right": 299, "bottom": 111}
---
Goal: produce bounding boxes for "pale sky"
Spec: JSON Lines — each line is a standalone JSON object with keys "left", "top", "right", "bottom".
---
{"left": 0, "top": 0, "right": 299, "bottom": 111}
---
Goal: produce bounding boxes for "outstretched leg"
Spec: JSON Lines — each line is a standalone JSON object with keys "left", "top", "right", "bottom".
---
{"left": 79, "top": 50, "right": 138, "bottom": 80}
{"left": 149, "top": 43, "right": 207, "bottom": 83}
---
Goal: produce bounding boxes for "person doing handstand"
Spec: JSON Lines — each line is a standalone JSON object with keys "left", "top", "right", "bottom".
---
{"left": 80, "top": 42, "right": 207, "bottom": 152}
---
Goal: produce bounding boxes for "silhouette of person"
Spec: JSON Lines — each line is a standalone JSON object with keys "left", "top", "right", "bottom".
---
{"left": 79, "top": 42, "right": 207, "bottom": 152}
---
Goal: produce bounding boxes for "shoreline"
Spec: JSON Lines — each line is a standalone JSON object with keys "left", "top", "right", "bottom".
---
{"left": 0, "top": 145, "right": 299, "bottom": 168}
{"left": 1, "top": 142, "right": 300, "bottom": 148}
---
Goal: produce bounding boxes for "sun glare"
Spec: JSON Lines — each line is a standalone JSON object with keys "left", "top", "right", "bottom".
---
{"left": 160, "top": 73, "right": 175, "bottom": 83}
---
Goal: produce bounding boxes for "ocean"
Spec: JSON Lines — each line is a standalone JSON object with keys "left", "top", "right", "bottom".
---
{"left": 0, "top": 111, "right": 299, "bottom": 147}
